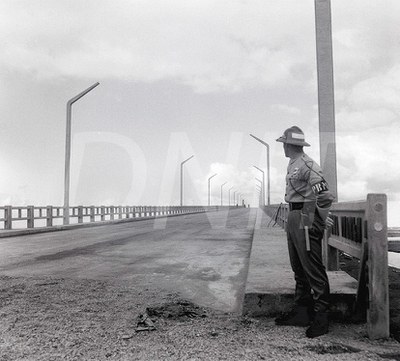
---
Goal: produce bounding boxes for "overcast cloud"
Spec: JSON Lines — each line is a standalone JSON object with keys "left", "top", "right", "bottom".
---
{"left": 0, "top": 0, "right": 399, "bottom": 225}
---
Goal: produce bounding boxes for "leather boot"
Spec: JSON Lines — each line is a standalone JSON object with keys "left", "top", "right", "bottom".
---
{"left": 275, "top": 306, "right": 312, "bottom": 327}
{"left": 306, "top": 311, "right": 329, "bottom": 338}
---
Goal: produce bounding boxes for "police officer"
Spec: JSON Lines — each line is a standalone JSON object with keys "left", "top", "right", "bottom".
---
{"left": 275, "top": 126, "right": 334, "bottom": 338}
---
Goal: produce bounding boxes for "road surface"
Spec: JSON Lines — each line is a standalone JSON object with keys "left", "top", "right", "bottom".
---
{"left": 0, "top": 208, "right": 257, "bottom": 313}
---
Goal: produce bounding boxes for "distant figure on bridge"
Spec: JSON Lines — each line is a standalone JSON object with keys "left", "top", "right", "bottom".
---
{"left": 274, "top": 126, "right": 334, "bottom": 338}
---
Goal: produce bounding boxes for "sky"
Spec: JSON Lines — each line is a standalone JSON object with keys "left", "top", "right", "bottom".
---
{"left": 0, "top": 0, "right": 400, "bottom": 226}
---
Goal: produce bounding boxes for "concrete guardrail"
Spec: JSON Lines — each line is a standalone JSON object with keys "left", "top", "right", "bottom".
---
{"left": 0, "top": 205, "right": 231, "bottom": 232}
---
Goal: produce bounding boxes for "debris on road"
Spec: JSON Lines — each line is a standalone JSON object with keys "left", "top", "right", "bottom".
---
{"left": 146, "top": 299, "right": 208, "bottom": 320}
{"left": 136, "top": 312, "right": 156, "bottom": 332}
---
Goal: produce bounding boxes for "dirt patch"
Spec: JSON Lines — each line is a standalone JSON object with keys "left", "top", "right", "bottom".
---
{"left": 0, "top": 273, "right": 398, "bottom": 360}
{"left": 147, "top": 299, "right": 208, "bottom": 320}
{"left": 305, "top": 343, "right": 361, "bottom": 354}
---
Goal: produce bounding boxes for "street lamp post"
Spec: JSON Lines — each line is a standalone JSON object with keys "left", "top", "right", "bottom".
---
{"left": 64, "top": 82, "right": 100, "bottom": 225}
{"left": 250, "top": 134, "right": 270, "bottom": 205}
{"left": 220, "top": 182, "right": 227, "bottom": 206}
{"left": 253, "top": 165, "right": 265, "bottom": 207}
{"left": 208, "top": 173, "right": 217, "bottom": 206}
{"left": 180, "top": 155, "right": 194, "bottom": 206}
{"left": 228, "top": 187, "right": 233, "bottom": 206}
{"left": 233, "top": 191, "right": 237, "bottom": 206}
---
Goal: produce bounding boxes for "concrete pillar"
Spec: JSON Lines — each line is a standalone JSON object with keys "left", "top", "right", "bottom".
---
{"left": 315, "top": 0, "right": 338, "bottom": 200}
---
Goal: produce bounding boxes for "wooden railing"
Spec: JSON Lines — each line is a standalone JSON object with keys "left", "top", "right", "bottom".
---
{"left": 388, "top": 227, "right": 400, "bottom": 238}
{"left": 0, "top": 205, "right": 222, "bottom": 231}
{"left": 263, "top": 194, "right": 389, "bottom": 340}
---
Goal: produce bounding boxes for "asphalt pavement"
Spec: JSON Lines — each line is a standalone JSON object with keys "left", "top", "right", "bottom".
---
{"left": 0, "top": 207, "right": 257, "bottom": 313}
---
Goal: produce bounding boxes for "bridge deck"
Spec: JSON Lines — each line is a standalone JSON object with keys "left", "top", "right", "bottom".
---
{"left": 0, "top": 207, "right": 358, "bottom": 318}
{"left": 243, "top": 209, "right": 358, "bottom": 319}
{"left": 0, "top": 208, "right": 257, "bottom": 313}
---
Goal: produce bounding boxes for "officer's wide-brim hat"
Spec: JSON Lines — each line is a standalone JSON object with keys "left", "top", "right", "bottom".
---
{"left": 276, "top": 126, "right": 310, "bottom": 147}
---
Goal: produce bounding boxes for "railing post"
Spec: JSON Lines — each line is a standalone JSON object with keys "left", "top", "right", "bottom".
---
{"left": 78, "top": 206, "right": 83, "bottom": 223}
{"left": 90, "top": 206, "right": 95, "bottom": 222}
{"left": 46, "top": 206, "right": 53, "bottom": 227}
{"left": 4, "top": 205, "right": 12, "bottom": 230}
{"left": 327, "top": 244, "right": 339, "bottom": 271}
{"left": 326, "top": 213, "right": 339, "bottom": 270}
{"left": 27, "top": 205, "right": 34, "bottom": 228}
{"left": 63, "top": 206, "right": 69, "bottom": 225}
{"left": 366, "top": 193, "right": 389, "bottom": 339}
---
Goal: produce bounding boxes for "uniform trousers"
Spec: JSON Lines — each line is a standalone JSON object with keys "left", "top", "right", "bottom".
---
{"left": 286, "top": 209, "right": 330, "bottom": 312}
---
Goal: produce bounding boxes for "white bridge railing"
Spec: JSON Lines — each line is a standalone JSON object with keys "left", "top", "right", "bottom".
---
{"left": 264, "top": 194, "right": 389, "bottom": 340}
{"left": 0, "top": 205, "right": 226, "bottom": 231}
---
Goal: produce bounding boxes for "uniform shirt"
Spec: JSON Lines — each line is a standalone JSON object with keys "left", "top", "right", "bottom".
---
{"left": 285, "top": 153, "right": 334, "bottom": 220}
